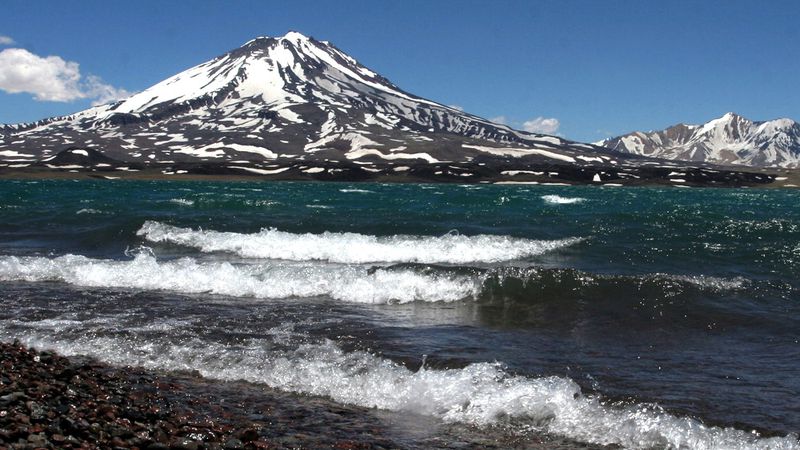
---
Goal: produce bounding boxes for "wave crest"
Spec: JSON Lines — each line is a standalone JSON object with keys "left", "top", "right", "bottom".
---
{"left": 0, "top": 253, "right": 480, "bottom": 304}
{"left": 541, "top": 195, "right": 586, "bottom": 205}
{"left": 136, "top": 221, "right": 582, "bottom": 264}
{"left": 0, "top": 252, "right": 751, "bottom": 306}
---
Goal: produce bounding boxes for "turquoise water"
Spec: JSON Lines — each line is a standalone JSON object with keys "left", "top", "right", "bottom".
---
{"left": 0, "top": 180, "right": 798, "bottom": 449}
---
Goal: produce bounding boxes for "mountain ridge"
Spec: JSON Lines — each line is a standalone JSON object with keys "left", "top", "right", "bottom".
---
{"left": 596, "top": 112, "right": 800, "bottom": 168}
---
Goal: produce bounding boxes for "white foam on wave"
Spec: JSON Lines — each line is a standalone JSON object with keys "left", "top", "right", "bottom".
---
{"left": 76, "top": 208, "right": 104, "bottom": 215}
{"left": 169, "top": 198, "right": 195, "bottom": 206}
{"left": 0, "top": 253, "right": 479, "bottom": 304}
{"left": 338, "top": 188, "right": 374, "bottom": 193}
{"left": 10, "top": 331, "right": 798, "bottom": 450}
{"left": 541, "top": 195, "right": 586, "bottom": 205}
{"left": 137, "top": 221, "right": 582, "bottom": 264}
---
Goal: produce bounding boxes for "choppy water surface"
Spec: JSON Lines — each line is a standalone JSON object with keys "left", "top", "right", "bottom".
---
{"left": 0, "top": 180, "right": 798, "bottom": 449}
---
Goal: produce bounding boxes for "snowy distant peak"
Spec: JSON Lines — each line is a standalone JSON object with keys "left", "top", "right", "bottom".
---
{"left": 283, "top": 30, "right": 308, "bottom": 39}
{"left": 696, "top": 112, "right": 752, "bottom": 138}
{"left": 1, "top": 31, "right": 609, "bottom": 166}
{"left": 274, "top": 30, "right": 310, "bottom": 42}
{"left": 240, "top": 31, "right": 311, "bottom": 48}
{"left": 598, "top": 113, "right": 800, "bottom": 168}
{"left": 237, "top": 31, "right": 397, "bottom": 87}
{"left": 102, "top": 30, "right": 417, "bottom": 118}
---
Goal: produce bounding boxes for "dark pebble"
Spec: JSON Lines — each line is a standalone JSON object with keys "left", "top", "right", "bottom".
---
{"left": 237, "top": 428, "right": 259, "bottom": 442}
{"left": 224, "top": 437, "right": 244, "bottom": 449}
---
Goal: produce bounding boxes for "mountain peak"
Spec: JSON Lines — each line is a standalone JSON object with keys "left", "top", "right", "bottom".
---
{"left": 710, "top": 112, "right": 747, "bottom": 126}
{"left": 282, "top": 31, "right": 310, "bottom": 42}
{"left": 240, "top": 31, "right": 314, "bottom": 50}
{"left": 599, "top": 113, "right": 800, "bottom": 167}
{"left": 1, "top": 31, "right": 607, "bottom": 170}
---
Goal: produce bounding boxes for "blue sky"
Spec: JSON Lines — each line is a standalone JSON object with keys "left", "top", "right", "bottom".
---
{"left": 1, "top": 0, "right": 798, "bottom": 142}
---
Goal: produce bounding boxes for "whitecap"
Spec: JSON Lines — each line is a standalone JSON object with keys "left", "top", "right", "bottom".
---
{"left": 76, "top": 208, "right": 103, "bottom": 215}
{"left": 169, "top": 198, "right": 195, "bottom": 206}
{"left": 541, "top": 195, "right": 586, "bottom": 205}
{"left": 339, "top": 188, "right": 374, "bottom": 193}
{"left": 0, "top": 253, "right": 479, "bottom": 304}
{"left": 243, "top": 199, "right": 279, "bottom": 207}
{"left": 137, "top": 221, "right": 582, "bottom": 264}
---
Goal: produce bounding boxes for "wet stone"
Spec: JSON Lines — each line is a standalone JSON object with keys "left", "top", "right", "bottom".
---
{"left": 170, "top": 436, "right": 200, "bottom": 449}
{"left": 147, "top": 443, "right": 170, "bottom": 450}
{"left": 223, "top": 437, "right": 243, "bottom": 449}
{"left": 237, "top": 428, "right": 259, "bottom": 442}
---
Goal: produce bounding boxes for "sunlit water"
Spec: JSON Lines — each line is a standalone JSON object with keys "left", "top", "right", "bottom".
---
{"left": 0, "top": 180, "right": 798, "bottom": 449}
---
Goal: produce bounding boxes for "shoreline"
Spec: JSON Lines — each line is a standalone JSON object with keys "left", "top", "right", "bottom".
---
{"left": 0, "top": 341, "right": 601, "bottom": 450}
{"left": 1, "top": 153, "right": 798, "bottom": 188}
{"left": 0, "top": 340, "right": 398, "bottom": 449}
{"left": 0, "top": 165, "right": 798, "bottom": 188}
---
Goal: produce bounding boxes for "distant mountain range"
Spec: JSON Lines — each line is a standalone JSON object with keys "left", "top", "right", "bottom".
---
{"left": 0, "top": 32, "right": 787, "bottom": 186}
{"left": 596, "top": 113, "right": 800, "bottom": 168}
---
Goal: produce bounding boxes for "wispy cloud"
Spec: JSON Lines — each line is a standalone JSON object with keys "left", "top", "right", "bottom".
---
{"left": 521, "top": 116, "right": 560, "bottom": 134}
{"left": 84, "top": 75, "right": 132, "bottom": 106}
{"left": 487, "top": 115, "right": 560, "bottom": 134}
{"left": 0, "top": 35, "right": 14, "bottom": 46}
{"left": 447, "top": 104, "right": 464, "bottom": 111}
{"left": 0, "top": 48, "right": 129, "bottom": 104}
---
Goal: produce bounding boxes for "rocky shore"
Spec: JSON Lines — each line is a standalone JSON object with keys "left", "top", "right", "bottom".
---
{"left": 0, "top": 341, "right": 399, "bottom": 449}
{"left": 0, "top": 341, "right": 605, "bottom": 450}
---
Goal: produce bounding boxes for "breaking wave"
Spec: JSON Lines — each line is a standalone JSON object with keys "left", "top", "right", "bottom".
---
{"left": 169, "top": 198, "right": 195, "bottom": 206}
{"left": 338, "top": 188, "right": 374, "bottom": 193}
{"left": 136, "top": 221, "right": 582, "bottom": 264}
{"left": 0, "top": 251, "right": 751, "bottom": 306}
{"left": 10, "top": 331, "right": 798, "bottom": 450}
{"left": 76, "top": 208, "right": 104, "bottom": 215}
{"left": 541, "top": 195, "right": 586, "bottom": 205}
{"left": 0, "top": 252, "right": 479, "bottom": 304}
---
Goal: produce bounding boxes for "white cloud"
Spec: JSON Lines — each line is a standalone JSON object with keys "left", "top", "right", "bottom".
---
{"left": 0, "top": 35, "right": 14, "bottom": 46}
{"left": 0, "top": 48, "right": 129, "bottom": 104}
{"left": 447, "top": 104, "right": 464, "bottom": 111}
{"left": 489, "top": 115, "right": 507, "bottom": 125}
{"left": 522, "top": 116, "right": 560, "bottom": 134}
{"left": 84, "top": 75, "right": 132, "bottom": 106}
{"left": 0, "top": 48, "right": 82, "bottom": 101}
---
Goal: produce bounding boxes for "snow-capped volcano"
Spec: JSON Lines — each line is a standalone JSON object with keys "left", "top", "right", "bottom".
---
{"left": 596, "top": 113, "right": 800, "bottom": 168}
{"left": 0, "top": 31, "right": 607, "bottom": 166}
